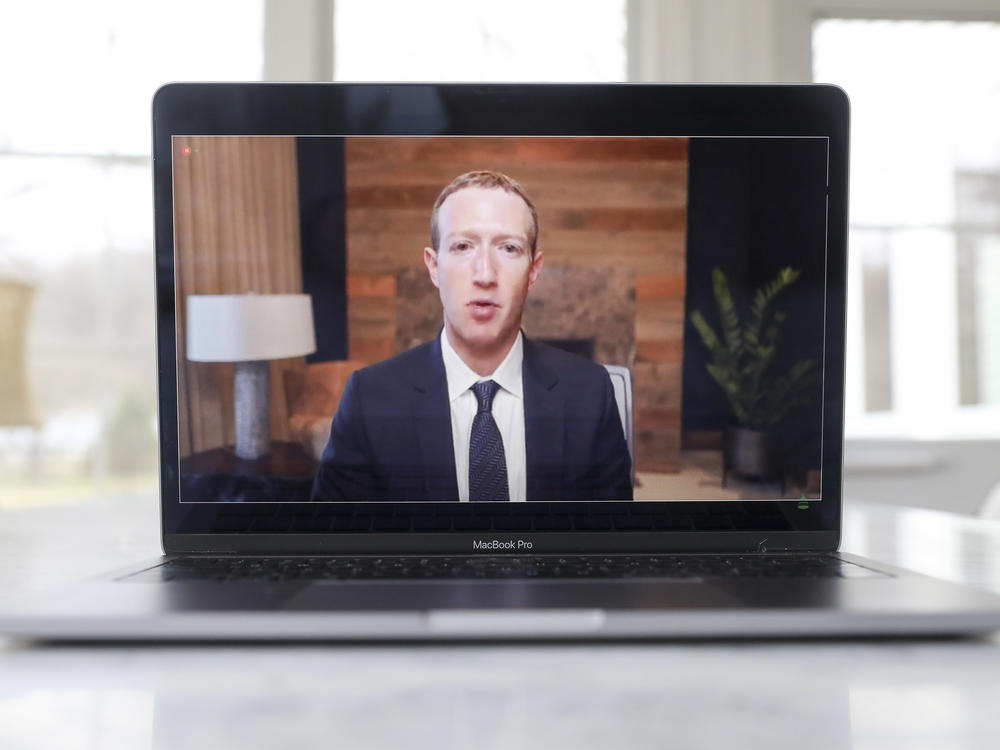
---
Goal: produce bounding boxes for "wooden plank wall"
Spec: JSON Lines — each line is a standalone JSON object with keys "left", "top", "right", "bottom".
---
{"left": 173, "top": 136, "right": 305, "bottom": 457}
{"left": 344, "top": 137, "right": 688, "bottom": 471}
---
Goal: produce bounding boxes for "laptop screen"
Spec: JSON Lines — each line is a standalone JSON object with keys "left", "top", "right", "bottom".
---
{"left": 153, "top": 84, "right": 847, "bottom": 548}
{"left": 171, "top": 133, "right": 827, "bottom": 505}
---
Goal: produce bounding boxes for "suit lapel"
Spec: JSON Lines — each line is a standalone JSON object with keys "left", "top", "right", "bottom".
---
{"left": 410, "top": 336, "right": 460, "bottom": 501}
{"left": 522, "top": 337, "right": 564, "bottom": 502}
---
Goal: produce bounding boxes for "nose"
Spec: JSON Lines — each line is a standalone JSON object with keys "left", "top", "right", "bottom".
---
{"left": 471, "top": 246, "right": 497, "bottom": 286}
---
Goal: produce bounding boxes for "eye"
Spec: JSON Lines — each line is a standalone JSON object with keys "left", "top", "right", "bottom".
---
{"left": 451, "top": 241, "right": 472, "bottom": 252}
{"left": 502, "top": 243, "right": 523, "bottom": 255}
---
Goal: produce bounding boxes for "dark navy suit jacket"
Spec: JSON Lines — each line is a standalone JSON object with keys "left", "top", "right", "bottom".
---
{"left": 310, "top": 335, "right": 633, "bottom": 502}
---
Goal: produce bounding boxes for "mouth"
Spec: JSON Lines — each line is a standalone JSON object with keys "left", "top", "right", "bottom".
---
{"left": 467, "top": 299, "right": 500, "bottom": 321}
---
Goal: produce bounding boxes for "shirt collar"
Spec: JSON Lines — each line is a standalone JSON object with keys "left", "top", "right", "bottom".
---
{"left": 440, "top": 329, "right": 524, "bottom": 403}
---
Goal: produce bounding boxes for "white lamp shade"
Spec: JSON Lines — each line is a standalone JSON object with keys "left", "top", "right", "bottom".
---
{"left": 186, "top": 294, "right": 317, "bottom": 362}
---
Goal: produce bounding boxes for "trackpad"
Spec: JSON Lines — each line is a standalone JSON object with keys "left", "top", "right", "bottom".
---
{"left": 286, "top": 580, "right": 739, "bottom": 611}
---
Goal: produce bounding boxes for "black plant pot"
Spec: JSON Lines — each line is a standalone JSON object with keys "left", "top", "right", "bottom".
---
{"left": 723, "top": 425, "right": 777, "bottom": 483}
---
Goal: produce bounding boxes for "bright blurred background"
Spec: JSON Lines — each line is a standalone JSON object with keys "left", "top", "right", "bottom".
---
{"left": 1, "top": 0, "right": 998, "bottom": 515}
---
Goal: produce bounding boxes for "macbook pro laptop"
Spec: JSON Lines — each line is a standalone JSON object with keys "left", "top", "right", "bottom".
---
{"left": 4, "top": 83, "right": 1000, "bottom": 640}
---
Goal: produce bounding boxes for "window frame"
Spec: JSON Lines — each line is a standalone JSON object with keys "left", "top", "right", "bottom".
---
{"left": 774, "top": 0, "right": 1000, "bottom": 84}
{"left": 781, "top": 0, "right": 1000, "bottom": 439}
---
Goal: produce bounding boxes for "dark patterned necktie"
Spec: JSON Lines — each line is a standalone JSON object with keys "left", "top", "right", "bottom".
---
{"left": 468, "top": 380, "right": 509, "bottom": 502}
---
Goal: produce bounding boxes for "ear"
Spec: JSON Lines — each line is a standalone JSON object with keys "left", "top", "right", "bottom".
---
{"left": 527, "top": 249, "right": 544, "bottom": 290}
{"left": 424, "top": 246, "right": 440, "bottom": 288}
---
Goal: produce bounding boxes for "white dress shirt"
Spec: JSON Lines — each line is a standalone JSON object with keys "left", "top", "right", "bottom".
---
{"left": 440, "top": 329, "right": 526, "bottom": 502}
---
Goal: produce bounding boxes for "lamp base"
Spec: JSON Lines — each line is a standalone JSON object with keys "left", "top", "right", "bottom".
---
{"left": 234, "top": 360, "right": 270, "bottom": 460}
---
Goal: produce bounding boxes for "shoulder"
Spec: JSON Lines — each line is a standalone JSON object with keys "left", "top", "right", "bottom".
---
{"left": 350, "top": 339, "right": 438, "bottom": 389}
{"left": 524, "top": 338, "right": 613, "bottom": 390}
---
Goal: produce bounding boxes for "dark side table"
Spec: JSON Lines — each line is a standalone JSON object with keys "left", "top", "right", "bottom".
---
{"left": 179, "top": 440, "right": 318, "bottom": 502}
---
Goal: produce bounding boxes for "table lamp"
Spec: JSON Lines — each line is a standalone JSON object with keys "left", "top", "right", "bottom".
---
{"left": 0, "top": 276, "right": 40, "bottom": 428}
{"left": 186, "top": 294, "right": 316, "bottom": 460}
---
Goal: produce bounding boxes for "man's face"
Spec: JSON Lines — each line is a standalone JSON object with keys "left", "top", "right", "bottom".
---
{"left": 424, "top": 186, "right": 543, "bottom": 362}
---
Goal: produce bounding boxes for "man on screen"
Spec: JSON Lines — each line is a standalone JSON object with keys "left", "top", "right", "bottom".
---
{"left": 311, "top": 170, "right": 632, "bottom": 502}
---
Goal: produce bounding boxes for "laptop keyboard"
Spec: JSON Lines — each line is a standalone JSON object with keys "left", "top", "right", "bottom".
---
{"left": 133, "top": 553, "right": 887, "bottom": 583}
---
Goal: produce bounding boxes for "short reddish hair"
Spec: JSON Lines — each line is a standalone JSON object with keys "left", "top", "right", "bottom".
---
{"left": 429, "top": 170, "right": 539, "bottom": 257}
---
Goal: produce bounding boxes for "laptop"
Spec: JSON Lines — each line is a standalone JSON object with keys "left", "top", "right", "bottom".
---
{"left": 4, "top": 82, "right": 1000, "bottom": 640}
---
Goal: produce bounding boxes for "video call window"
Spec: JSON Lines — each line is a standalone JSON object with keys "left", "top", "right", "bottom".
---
{"left": 171, "top": 136, "right": 828, "bottom": 504}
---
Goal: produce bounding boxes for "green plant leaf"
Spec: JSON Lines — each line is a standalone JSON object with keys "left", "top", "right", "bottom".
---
{"left": 712, "top": 268, "right": 743, "bottom": 360}
{"left": 689, "top": 265, "right": 819, "bottom": 429}
{"left": 746, "top": 268, "right": 798, "bottom": 355}
{"left": 706, "top": 362, "right": 748, "bottom": 424}
{"left": 690, "top": 310, "right": 722, "bottom": 355}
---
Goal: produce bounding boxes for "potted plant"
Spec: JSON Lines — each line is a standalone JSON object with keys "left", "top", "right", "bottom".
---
{"left": 690, "top": 267, "right": 820, "bottom": 483}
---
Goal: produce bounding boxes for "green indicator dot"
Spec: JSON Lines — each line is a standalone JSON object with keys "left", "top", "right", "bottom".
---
{"left": 797, "top": 501, "right": 809, "bottom": 510}
{"left": 193, "top": 148, "right": 199, "bottom": 153}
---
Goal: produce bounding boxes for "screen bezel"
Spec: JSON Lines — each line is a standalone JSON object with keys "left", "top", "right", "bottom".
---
{"left": 152, "top": 83, "right": 848, "bottom": 554}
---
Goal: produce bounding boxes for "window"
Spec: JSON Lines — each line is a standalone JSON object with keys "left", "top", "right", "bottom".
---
{"left": 0, "top": 1, "right": 264, "bottom": 508}
{"left": 813, "top": 18, "right": 1000, "bottom": 438}
{"left": 334, "top": 0, "right": 627, "bottom": 82}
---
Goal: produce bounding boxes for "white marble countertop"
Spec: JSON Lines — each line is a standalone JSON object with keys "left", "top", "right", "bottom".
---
{"left": 2, "top": 495, "right": 1000, "bottom": 749}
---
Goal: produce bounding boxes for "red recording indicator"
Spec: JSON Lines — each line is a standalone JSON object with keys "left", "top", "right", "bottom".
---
{"left": 182, "top": 145, "right": 192, "bottom": 155}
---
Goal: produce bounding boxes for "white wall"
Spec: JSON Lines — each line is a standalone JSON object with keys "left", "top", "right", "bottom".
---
{"left": 263, "top": 0, "right": 334, "bottom": 81}
{"left": 628, "top": 0, "right": 782, "bottom": 82}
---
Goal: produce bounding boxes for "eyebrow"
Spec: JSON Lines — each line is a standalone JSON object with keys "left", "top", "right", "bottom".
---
{"left": 445, "top": 231, "right": 526, "bottom": 244}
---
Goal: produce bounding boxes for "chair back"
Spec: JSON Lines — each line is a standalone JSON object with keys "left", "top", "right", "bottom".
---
{"left": 602, "top": 364, "right": 634, "bottom": 485}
